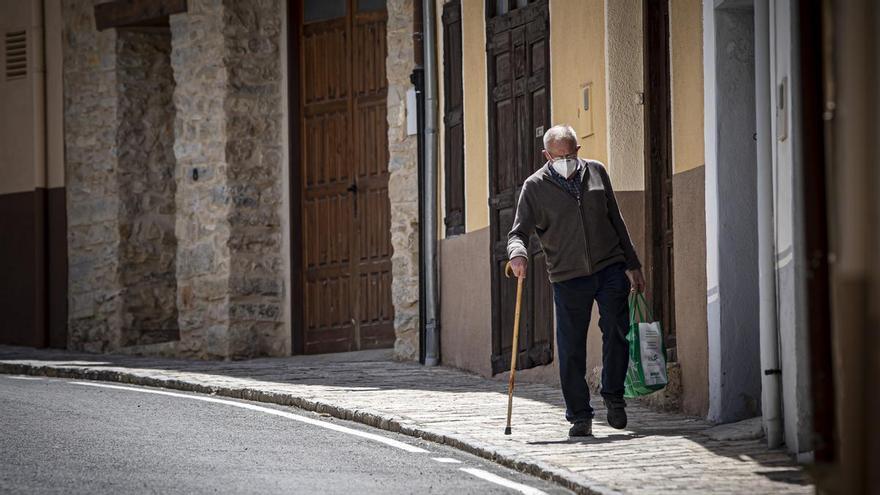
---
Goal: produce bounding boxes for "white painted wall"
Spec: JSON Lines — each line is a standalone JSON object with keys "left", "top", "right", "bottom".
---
{"left": 704, "top": 0, "right": 814, "bottom": 454}
{"left": 704, "top": 0, "right": 763, "bottom": 424}
{"left": 702, "top": 0, "right": 721, "bottom": 420}
{"left": 768, "top": 0, "right": 813, "bottom": 456}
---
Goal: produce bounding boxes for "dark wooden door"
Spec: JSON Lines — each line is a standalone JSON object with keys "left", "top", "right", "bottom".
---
{"left": 442, "top": 0, "right": 465, "bottom": 237}
{"left": 643, "top": 0, "right": 675, "bottom": 356}
{"left": 298, "top": 0, "right": 394, "bottom": 354}
{"left": 487, "top": 0, "right": 553, "bottom": 375}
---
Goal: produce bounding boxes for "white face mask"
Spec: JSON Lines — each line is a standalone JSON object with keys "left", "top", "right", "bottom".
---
{"left": 551, "top": 157, "right": 579, "bottom": 179}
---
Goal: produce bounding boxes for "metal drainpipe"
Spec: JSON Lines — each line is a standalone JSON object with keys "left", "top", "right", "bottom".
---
{"left": 755, "top": 0, "right": 783, "bottom": 449}
{"left": 411, "top": 0, "right": 427, "bottom": 364}
{"left": 421, "top": 0, "right": 440, "bottom": 366}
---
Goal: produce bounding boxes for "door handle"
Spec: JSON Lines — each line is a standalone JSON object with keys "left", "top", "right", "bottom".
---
{"left": 348, "top": 181, "right": 359, "bottom": 218}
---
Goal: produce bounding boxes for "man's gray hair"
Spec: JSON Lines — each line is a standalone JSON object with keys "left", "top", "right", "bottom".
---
{"left": 542, "top": 124, "right": 578, "bottom": 150}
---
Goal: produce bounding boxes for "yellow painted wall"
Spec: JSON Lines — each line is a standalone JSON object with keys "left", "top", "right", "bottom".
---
{"left": 670, "top": 0, "right": 705, "bottom": 174}
{"left": 549, "top": 0, "right": 608, "bottom": 165}
{"left": 438, "top": 0, "right": 611, "bottom": 234}
{"left": 461, "top": 0, "right": 489, "bottom": 232}
{"left": 435, "top": 0, "right": 490, "bottom": 236}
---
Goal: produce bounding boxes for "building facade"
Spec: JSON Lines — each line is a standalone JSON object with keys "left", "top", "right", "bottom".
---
{"left": 434, "top": 0, "right": 710, "bottom": 419}
{"left": 1, "top": 0, "right": 878, "bottom": 484}
{"left": 1, "top": 0, "right": 422, "bottom": 360}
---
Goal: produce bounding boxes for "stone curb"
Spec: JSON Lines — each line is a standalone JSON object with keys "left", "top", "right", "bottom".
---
{"left": 0, "top": 361, "right": 621, "bottom": 495}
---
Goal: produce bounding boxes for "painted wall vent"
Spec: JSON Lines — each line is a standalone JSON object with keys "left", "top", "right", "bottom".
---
{"left": 4, "top": 30, "right": 27, "bottom": 80}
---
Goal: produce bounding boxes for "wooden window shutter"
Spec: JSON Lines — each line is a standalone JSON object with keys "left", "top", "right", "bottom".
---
{"left": 442, "top": 0, "right": 465, "bottom": 236}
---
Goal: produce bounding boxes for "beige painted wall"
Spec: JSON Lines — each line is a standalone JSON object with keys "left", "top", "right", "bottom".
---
{"left": 0, "top": 0, "right": 63, "bottom": 194}
{"left": 549, "top": 0, "right": 608, "bottom": 168}
{"left": 603, "top": 0, "right": 645, "bottom": 191}
{"left": 435, "top": 0, "right": 490, "bottom": 239}
{"left": 670, "top": 0, "right": 705, "bottom": 174}
{"left": 670, "top": 0, "right": 708, "bottom": 416}
{"left": 461, "top": 0, "right": 489, "bottom": 233}
{"left": 0, "top": 0, "right": 44, "bottom": 195}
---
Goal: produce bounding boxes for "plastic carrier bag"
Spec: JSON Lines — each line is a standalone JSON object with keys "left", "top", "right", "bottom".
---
{"left": 623, "top": 292, "right": 669, "bottom": 398}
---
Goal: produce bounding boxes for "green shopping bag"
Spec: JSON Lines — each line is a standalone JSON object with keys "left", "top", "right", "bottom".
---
{"left": 623, "top": 292, "right": 668, "bottom": 398}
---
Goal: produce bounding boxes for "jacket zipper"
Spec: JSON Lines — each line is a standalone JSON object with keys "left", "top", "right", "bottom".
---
{"left": 576, "top": 196, "right": 592, "bottom": 273}
{"left": 545, "top": 170, "right": 593, "bottom": 273}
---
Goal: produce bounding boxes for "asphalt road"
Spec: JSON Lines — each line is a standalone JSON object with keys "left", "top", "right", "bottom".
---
{"left": 0, "top": 375, "right": 572, "bottom": 495}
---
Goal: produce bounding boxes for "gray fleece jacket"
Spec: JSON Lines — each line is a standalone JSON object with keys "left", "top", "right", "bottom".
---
{"left": 507, "top": 158, "right": 641, "bottom": 283}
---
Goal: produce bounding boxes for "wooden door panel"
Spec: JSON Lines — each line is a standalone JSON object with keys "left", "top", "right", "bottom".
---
{"left": 530, "top": 250, "right": 554, "bottom": 363}
{"left": 353, "top": 100, "right": 387, "bottom": 177}
{"left": 494, "top": 100, "right": 516, "bottom": 190}
{"left": 351, "top": 8, "right": 393, "bottom": 347}
{"left": 489, "top": 0, "right": 552, "bottom": 375}
{"left": 644, "top": 0, "right": 675, "bottom": 354}
{"left": 352, "top": 16, "right": 386, "bottom": 96}
{"left": 303, "top": 19, "right": 347, "bottom": 105}
{"left": 298, "top": 0, "right": 392, "bottom": 354}
{"left": 304, "top": 112, "right": 349, "bottom": 188}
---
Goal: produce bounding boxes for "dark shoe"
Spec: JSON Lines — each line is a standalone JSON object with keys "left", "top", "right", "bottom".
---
{"left": 604, "top": 396, "right": 628, "bottom": 429}
{"left": 568, "top": 419, "right": 593, "bottom": 438}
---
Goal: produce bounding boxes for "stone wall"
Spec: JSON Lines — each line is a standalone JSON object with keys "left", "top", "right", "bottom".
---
{"left": 386, "top": 0, "right": 420, "bottom": 360}
{"left": 223, "top": 0, "right": 287, "bottom": 358}
{"left": 63, "top": 0, "right": 415, "bottom": 360}
{"left": 64, "top": 0, "right": 124, "bottom": 353}
{"left": 65, "top": 0, "right": 287, "bottom": 359}
{"left": 116, "top": 28, "right": 179, "bottom": 346}
{"left": 169, "top": 0, "right": 287, "bottom": 359}
{"left": 169, "top": 1, "right": 233, "bottom": 358}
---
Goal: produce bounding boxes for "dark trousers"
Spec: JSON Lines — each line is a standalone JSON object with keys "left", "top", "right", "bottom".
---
{"left": 552, "top": 261, "right": 631, "bottom": 423}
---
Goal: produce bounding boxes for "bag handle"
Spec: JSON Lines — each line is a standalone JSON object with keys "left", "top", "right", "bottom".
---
{"left": 628, "top": 292, "right": 654, "bottom": 324}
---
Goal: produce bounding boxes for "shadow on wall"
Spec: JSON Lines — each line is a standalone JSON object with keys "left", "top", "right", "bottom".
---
{"left": 116, "top": 27, "right": 180, "bottom": 348}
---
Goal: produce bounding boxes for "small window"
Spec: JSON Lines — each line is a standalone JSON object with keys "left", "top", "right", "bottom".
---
{"left": 494, "top": 0, "right": 510, "bottom": 16}
{"left": 304, "top": 0, "right": 346, "bottom": 23}
{"left": 358, "top": 0, "right": 386, "bottom": 12}
{"left": 4, "top": 30, "right": 27, "bottom": 80}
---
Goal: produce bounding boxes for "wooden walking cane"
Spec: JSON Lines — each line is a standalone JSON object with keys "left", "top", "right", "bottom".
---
{"left": 503, "top": 260, "right": 525, "bottom": 435}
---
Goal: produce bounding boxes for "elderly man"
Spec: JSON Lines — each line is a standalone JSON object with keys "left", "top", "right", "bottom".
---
{"left": 507, "top": 124, "right": 646, "bottom": 438}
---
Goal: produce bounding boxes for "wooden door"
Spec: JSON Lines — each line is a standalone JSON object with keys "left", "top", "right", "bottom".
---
{"left": 298, "top": 0, "right": 394, "bottom": 354}
{"left": 643, "top": 0, "right": 675, "bottom": 356}
{"left": 487, "top": 0, "right": 553, "bottom": 375}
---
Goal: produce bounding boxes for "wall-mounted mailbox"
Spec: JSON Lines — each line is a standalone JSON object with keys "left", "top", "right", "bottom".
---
{"left": 578, "top": 82, "right": 594, "bottom": 138}
{"left": 776, "top": 77, "right": 788, "bottom": 142}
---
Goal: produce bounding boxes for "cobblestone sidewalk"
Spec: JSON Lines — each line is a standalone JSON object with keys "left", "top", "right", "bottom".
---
{"left": 0, "top": 345, "right": 813, "bottom": 494}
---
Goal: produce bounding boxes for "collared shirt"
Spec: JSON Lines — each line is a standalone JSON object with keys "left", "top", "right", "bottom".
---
{"left": 547, "top": 161, "right": 585, "bottom": 202}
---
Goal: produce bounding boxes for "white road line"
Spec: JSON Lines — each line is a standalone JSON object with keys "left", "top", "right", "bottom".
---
{"left": 460, "top": 468, "right": 548, "bottom": 495}
{"left": 68, "top": 381, "right": 429, "bottom": 454}
{"left": 431, "top": 457, "right": 462, "bottom": 464}
{"left": 5, "top": 375, "right": 44, "bottom": 380}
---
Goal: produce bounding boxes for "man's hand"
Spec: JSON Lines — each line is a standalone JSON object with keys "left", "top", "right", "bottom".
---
{"left": 626, "top": 268, "right": 646, "bottom": 293}
{"left": 509, "top": 256, "right": 527, "bottom": 279}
